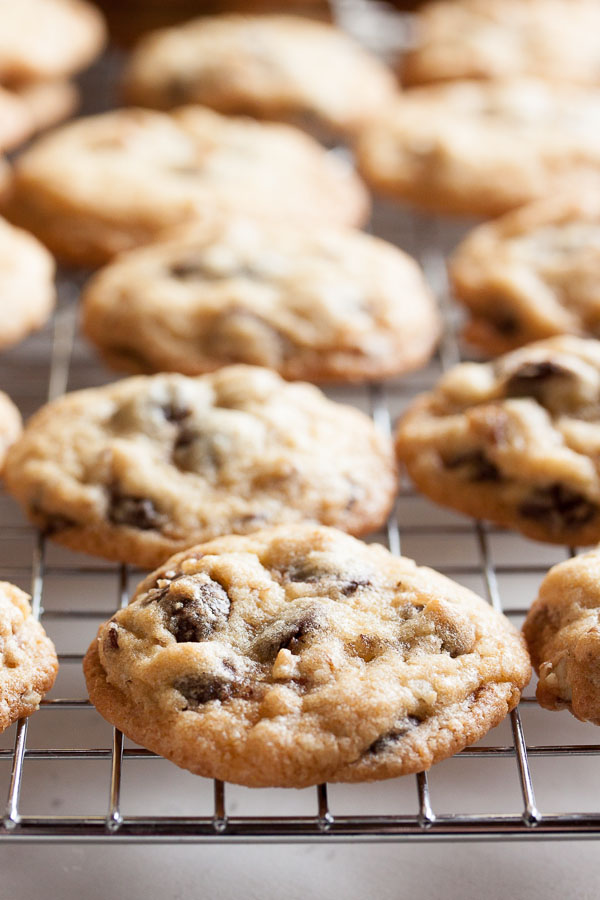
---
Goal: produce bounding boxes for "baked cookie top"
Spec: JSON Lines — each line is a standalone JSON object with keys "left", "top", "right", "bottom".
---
{"left": 81, "top": 217, "right": 440, "bottom": 383}
{"left": 7, "top": 106, "right": 369, "bottom": 266}
{"left": 0, "top": 581, "right": 58, "bottom": 733}
{"left": 0, "top": 0, "right": 105, "bottom": 83}
{"left": 450, "top": 194, "right": 600, "bottom": 355}
{"left": 523, "top": 549, "right": 600, "bottom": 724}
{"left": 356, "top": 79, "right": 600, "bottom": 216}
{"left": 0, "top": 215, "right": 55, "bottom": 350}
{"left": 402, "top": 0, "right": 600, "bottom": 88}
{"left": 84, "top": 524, "right": 530, "bottom": 787}
{"left": 122, "top": 14, "right": 398, "bottom": 142}
{"left": 396, "top": 336, "right": 600, "bottom": 545}
{"left": 4, "top": 367, "right": 397, "bottom": 568}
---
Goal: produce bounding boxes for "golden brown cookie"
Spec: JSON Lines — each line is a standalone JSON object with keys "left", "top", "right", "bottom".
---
{"left": 84, "top": 524, "right": 530, "bottom": 787}
{"left": 0, "top": 0, "right": 105, "bottom": 83}
{"left": 0, "top": 581, "right": 58, "bottom": 733}
{"left": 524, "top": 549, "right": 600, "bottom": 724}
{"left": 402, "top": 0, "right": 600, "bottom": 88}
{"left": 81, "top": 217, "right": 440, "bottom": 383}
{"left": 356, "top": 79, "right": 600, "bottom": 217}
{"left": 122, "top": 14, "right": 398, "bottom": 143}
{"left": 450, "top": 193, "right": 600, "bottom": 355}
{"left": 396, "top": 336, "right": 600, "bottom": 545}
{"left": 6, "top": 106, "right": 369, "bottom": 266}
{"left": 0, "top": 215, "right": 55, "bottom": 350}
{"left": 4, "top": 367, "right": 397, "bottom": 568}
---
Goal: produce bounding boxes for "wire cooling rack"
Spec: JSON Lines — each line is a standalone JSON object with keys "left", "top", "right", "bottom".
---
{"left": 2, "top": 9, "right": 600, "bottom": 845}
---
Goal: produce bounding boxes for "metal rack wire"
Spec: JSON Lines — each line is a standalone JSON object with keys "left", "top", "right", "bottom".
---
{"left": 2, "top": 15, "right": 600, "bottom": 844}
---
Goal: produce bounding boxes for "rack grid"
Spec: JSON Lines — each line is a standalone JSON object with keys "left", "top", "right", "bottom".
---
{"left": 2, "top": 18, "right": 600, "bottom": 844}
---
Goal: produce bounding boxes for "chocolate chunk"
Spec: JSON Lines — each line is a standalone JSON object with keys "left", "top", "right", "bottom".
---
{"left": 519, "top": 483, "right": 596, "bottom": 531}
{"left": 154, "top": 575, "right": 231, "bottom": 642}
{"left": 37, "top": 511, "right": 77, "bottom": 535}
{"left": 175, "top": 673, "right": 235, "bottom": 707}
{"left": 252, "top": 605, "right": 323, "bottom": 663}
{"left": 108, "top": 490, "right": 165, "bottom": 531}
{"left": 505, "top": 360, "right": 570, "bottom": 401}
{"left": 341, "top": 580, "right": 371, "bottom": 595}
{"left": 490, "top": 310, "right": 519, "bottom": 337}
{"left": 169, "top": 259, "right": 257, "bottom": 281}
{"left": 366, "top": 716, "right": 422, "bottom": 755}
{"left": 444, "top": 449, "right": 501, "bottom": 482}
{"left": 172, "top": 429, "right": 221, "bottom": 473}
{"left": 106, "top": 623, "right": 119, "bottom": 651}
{"left": 162, "top": 403, "right": 191, "bottom": 423}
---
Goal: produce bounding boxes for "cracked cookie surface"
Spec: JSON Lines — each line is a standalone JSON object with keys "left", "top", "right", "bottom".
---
{"left": 4, "top": 366, "right": 396, "bottom": 567}
{"left": 84, "top": 524, "right": 530, "bottom": 787}
{"left": 396, "top": 336, "right": 600, "bottom": 544}
{"left": 6, "top": 106, "right": 369, "bottom": 267}
{"left": 0, "top": 581, "right": 58, "bottom": 733}
{"left": 356, "top": 79, "right": 600, "bottom": 216}
{"left": 81, "top": 216, "right": 440, "bottom": 383}
{"left": 122, "top": 14, "right": 397, "bottom": 143}
{"left": 450, "top": 194, "right": 600, "bottom": 355}
{"left": 402, "top": 0, "right": 600, "bottom": 88}
{"left": 524, "top": 549, "right": 600, "bottom": 724}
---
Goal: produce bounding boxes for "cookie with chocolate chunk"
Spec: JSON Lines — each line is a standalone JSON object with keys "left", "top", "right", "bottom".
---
{"left": 524, "top": 549, "right": 600, "bottom": 724}
{"left": 6, "top": 106, "right": 369, "bottom": 267}
{"left": 0, "top": 581, "right": 58, "bottom": 732}
{"left": 396, "top": 336, "right": 600, "bottom": 544}
{"left": 4, "top": 367, "right": 396, "bottom": 568}
{"left": 450, "top": 193, "right": 600, "bottom": 355}
{"left": 83, "top": 524, "right": 530, "bottom": 787}
{"left": 122, "top": 14, "right": 397, "bottom": 143}
{"left": 81, "top": 217, "right": 440, "bottom": 383}
{"left": 0, "top": 215, "right": 55, "bottom": 351}
{"left": 356, "top": 79, "right": 600, "bottom": 217}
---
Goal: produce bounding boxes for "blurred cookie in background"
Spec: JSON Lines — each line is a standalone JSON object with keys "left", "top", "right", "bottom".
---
{"left": 402, "top": 0, "right": 600, "bottom": 87}
{"left": 356, "top": 79, "right": 600, "bottom": 217}
{"left": 82, "top": 216, "right": 440, "bottom": 383}
{"left": 123, "top": 14, "right": 398, "bottom": 143}
{"left": 0, "top": 215, "right": 55, "bottom": 351}
{"left": 0, "top": 0, "right": 105, "bottom": 84}
{"left": 5, "top": 106, "right": 369, "bottom": 267}
{"left": 450, "top": 192, "right": 600, "bottom": 355}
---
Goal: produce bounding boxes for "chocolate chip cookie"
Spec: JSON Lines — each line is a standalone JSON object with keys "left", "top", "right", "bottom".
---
{"left": 523, "top": 550, "right": 600, "bottom": 724}
{"left": 122, "top": 14, "right": 398, "bottom": 143}
{"left": 4, "top": 367, "right": 397, "bottom": 568}
{"left": 450, "top": 193, "right": 600, "bottom": 355}
{"left": 0, "top": 581, "right": 58, "bottom": 733}
{"left": 0, "top": 215, "right": 55, "bottom": 350}
{"left": 84, "top": 524, "right": 530, "bottom": 787}
{"left": 0, "top": 0, "right": 105, "bottom": 83}
{"left": 402, "top": 0, "right": 600, "bottom": 88}
{"left": 356, "top": 79, "right": 600, "bottom": 217}
{"left": 6, "top": 106, "right": 369, "bottom": 267}
{"left": 81, "top": 217, "right": 440, "bottom": 383}
{"left": 396, "top": 336, "right": 600, "bottom": 545}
